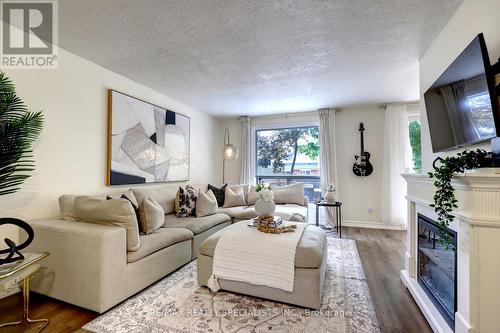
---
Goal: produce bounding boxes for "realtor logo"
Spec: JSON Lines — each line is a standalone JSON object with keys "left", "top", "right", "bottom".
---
{"left": 1, "top": 0, "right": 58, "bottom": 68}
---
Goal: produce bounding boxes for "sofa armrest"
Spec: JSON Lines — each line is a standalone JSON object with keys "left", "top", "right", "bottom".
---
{"left": 26, "top": 219, "right": 127, "bottom": 313}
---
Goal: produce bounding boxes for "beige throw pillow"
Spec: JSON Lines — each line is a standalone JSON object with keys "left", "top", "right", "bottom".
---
{"left": 223, "top": 185, "right": 247, "bottom": 208}
{"left": 59, "top": 194, "right": 78, "bottom": 221}
{"left": 196, "top": 189, "right": 218, "bottom": 217}
{"left": 138, "top": 197, "right": 164, "bottom": 234}
{"left": 247, "top": 185, "right": 260, "bottom": 205}
{"left": 74, "top": 196, "right": 141, "bottom": 251}
{"left": 132, "top": 186, "right": 177, "bottom": 214}
{"left": 273, "top": 183, "right": 305, "bottom": 205}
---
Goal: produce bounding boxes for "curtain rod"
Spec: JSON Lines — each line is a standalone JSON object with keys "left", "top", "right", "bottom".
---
{"left": 241, "top": 111, "right": 317, "bottom": 120}
{"left": 377, "top": 100, "right": 421, "bottom": 109}
{"left": 234, "top": 100, "right": 421, "bottom": 119}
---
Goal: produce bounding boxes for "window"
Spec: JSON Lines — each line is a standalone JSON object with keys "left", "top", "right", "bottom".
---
{"left": 408, "top": 113, "right": 422, "bottom": 173}
{"left": 467, "top": 92, "right": 496, "bottom": 138}
{"left": 255, "top": 126, "right": 320, "bottom": 201}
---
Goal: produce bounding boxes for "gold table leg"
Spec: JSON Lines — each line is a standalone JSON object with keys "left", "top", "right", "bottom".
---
{"left": 0, "top": 275, "right": 50, "bottom": 332}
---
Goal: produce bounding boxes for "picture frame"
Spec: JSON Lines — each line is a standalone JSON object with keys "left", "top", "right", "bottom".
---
{"left": 106, "top": 89, "right": 190, "bottom": 185}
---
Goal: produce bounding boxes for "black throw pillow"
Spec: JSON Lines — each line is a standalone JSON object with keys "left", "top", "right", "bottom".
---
{"left": 208, "top": 184, "right": 227, "bottom": 207}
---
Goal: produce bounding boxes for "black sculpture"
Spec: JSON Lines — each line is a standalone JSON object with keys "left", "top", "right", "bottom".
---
{"left": 0, "top": 218, "right": 34, "bottom": 265}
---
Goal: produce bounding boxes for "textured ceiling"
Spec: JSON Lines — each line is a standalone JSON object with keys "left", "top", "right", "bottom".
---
{"left": 59, "top": 0, "right": 463, "bottom": 117}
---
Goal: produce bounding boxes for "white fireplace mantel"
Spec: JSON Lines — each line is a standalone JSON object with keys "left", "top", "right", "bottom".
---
{"left": 402, "top": 169, "right": 500, "bottom": 333}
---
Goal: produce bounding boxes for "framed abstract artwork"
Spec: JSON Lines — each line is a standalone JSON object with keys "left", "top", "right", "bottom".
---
{"left": 106, "top": 89, "right": 190, "bottom": 185}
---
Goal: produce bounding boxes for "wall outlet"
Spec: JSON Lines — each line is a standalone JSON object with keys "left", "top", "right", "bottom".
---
{"left": 368, "top": 207, "right": 375, "bottom": 213}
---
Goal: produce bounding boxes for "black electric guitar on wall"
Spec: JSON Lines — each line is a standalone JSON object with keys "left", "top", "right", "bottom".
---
{"left": 352, "top": 122, "right": 373, "bottom": 177}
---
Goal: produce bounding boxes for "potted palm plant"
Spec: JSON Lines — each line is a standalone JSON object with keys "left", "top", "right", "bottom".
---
{"left": 0, "top": 71, "right": 44, "bottom": 265}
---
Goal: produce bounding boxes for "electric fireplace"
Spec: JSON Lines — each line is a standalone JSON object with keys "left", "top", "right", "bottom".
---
{"left": 417, "top": 213, "right": 457, "bottom": 330}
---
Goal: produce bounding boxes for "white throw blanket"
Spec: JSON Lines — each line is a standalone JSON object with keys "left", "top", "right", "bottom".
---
{"left": 207, "top": 221, "right": 307, "bottom": 293}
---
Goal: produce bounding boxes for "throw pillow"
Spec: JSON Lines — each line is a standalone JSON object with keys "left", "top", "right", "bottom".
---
{"left": 106, "top": 193, "right": 140, "bottom": 227}
{"left": 196, "top": 189, "right": 218, "bottom": 217}
{"left": 247, "top": 185, "right": 260, "bottom": 205}
{"left": 175, "top": 185, "right": 197, "bottom": 217}
{"left": 208, "top": 184, "right": 227, "bottom": 207}
{"left": 59, "top": 194, "right": 78, "bottom": 221}
{"left": 74, "top": 196, "right": 141, "bottom": 251}
{"left": 138, "top": 197, "right": 164, "bottom": 234}
{"left": 223, "top": 185, "right": 247, "bottom": 208}
{"left": 132, "top": 186, "right": 177, "bottom": 214}
{"left": 273, "top": 183, "right": 305, "bottom": 206}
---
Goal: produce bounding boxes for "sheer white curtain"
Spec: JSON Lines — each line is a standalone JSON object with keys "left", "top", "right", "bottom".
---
{"left": 240, "top": 116, "right": 252, "bottom": 184}
{"left": 319, "top": 108, "right": 339, "bottom": 210}
{"left": 381, "top": 104, "right": 411, "bottom": 227}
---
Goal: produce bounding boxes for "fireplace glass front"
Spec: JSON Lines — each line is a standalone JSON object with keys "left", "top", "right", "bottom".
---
{"left": 417, "top": 213, "right": 457, "bottom": 329}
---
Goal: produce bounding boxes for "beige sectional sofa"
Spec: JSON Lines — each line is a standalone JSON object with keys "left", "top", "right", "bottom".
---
{"left": 218, "top": 183, "right": 309, "bottom": 223}
{"left": 26, "top": 183, "right": 309, "bottom": 313}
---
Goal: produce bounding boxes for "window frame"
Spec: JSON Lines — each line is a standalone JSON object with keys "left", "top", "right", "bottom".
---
{"left": 254, "top": 124, "right": 320, "bottom": 183}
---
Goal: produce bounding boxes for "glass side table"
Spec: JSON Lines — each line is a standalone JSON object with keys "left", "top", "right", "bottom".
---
{"left": 315, "top": 201, "right": 342, "bottom": 238}
{"left": 0, "top": 252, "right": 50, "bottom": 332}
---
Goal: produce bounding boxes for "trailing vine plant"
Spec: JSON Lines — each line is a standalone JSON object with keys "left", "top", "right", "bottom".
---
{"left": 428, "top": 149, "right": 491, "bottom": 249}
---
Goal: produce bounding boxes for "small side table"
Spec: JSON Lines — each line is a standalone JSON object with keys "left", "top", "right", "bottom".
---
{"left": 0, "top": 252, "right": 50, "bottom": 332}
{"left": 315, "top": 201, "right": 342, "bottom": 238}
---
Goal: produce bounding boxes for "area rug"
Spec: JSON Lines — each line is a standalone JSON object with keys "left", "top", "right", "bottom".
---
{"left": 83, "top": 235, "right": 380, "bottom": 333}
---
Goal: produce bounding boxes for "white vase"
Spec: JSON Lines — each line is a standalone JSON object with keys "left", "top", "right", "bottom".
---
{"left": 255, "top": 199, "right": 276, "bottom": 217}
{"left": 324, "top": 191, "right": 336, "bottom": 203}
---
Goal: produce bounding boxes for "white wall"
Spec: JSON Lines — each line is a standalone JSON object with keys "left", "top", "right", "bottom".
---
{"left": 335, "top": 107, "right": 387, "bottom": 227}
{"left": 220, "top": 118, "right": 242, "bottom": 184}
{"left": 419, "top": 0, "right": 500, "bottom": 172}
{"left": 219, "top": 106, "right": 397, "bottom": 229}
{"left": 0, "top": 47, "right": 221, "bottom": 241}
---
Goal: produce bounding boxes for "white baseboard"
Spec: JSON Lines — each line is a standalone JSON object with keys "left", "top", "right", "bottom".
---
{"left": 342, "top": 219, "right": 406, "bottom": 230}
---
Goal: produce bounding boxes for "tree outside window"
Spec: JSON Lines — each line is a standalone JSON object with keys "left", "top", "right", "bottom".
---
{"left": 408, "top": 120, "right": 422, "bottom": 173}
{"left": 255, "top": 126, "right": 320, "bottom": 201}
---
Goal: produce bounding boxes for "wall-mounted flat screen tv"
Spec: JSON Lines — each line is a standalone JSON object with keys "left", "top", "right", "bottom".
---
{"left": 424, "top": 33, "right": 499, "bottom": 153}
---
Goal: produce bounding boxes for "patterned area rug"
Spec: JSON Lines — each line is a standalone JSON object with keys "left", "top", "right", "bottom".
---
{"left": 83, "top": 235, "right": 380, "bottom": 333}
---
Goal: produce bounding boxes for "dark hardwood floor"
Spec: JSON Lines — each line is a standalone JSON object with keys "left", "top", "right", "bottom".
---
{"left": 344, "top": 227, "right": 432, "bottom": 333}
{"left": 0, "top": 227, "right": 431, "bottom": 333}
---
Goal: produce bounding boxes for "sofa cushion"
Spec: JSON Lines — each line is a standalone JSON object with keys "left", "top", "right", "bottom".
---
{"left": 132, "top": 186, "right": 178, "bottom": 214}
{"left": 217, "top": 206, "right": 247, "bottom": 218}
{"left": 127, "top": 228, "right": 193, "bottom": 263}
{"left": 106, "top": 193, "right": 141, "bottom": 229}
{"left": 223, "top": 186, "right": 246, "bottom": 208}
{"left": 196, "top": 189, "right": 218, "bottom": 218}
{"left": 138, "top": 197, "right": 164, "bottom": 234}
{"left": 273, "top": 183, "right": 305, "bottom": 206}
{"left": 59, "top": 190, "right": 138, "bottom": 222}
{"left": 229, "top": 184, "right": 250, "bottom": 203}
{"left": 59, "top": 194, "right": 78, "bottom": 221}
{"left": 163, "top": 213, "right": 231, "bottom": 235}
{"left": 74, "top": 196, "right": 141, "bottom": 251}
{"left": 247, "top": 185, "right": 260, "bottom": 205}
{"left": 200, "top": 223, "right": 325, "bottom": 268}
{"left": 234, "top": 204, "right": 307, "bottom": 222}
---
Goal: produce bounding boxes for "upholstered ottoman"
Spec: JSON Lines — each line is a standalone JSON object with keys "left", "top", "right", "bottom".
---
{"left": 197, "top": 222, "right": 327, "bottom": 309}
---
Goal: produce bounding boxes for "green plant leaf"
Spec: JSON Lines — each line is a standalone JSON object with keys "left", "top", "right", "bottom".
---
{"left": 429, "top": 150, "right": 491, "bottom": 250}
{"left": 0, "top": 71, "right": 43, "bottom": 196}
